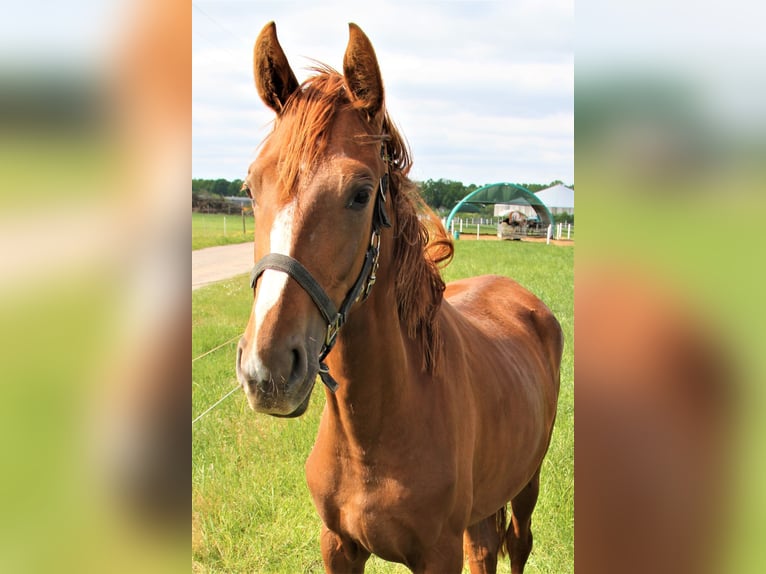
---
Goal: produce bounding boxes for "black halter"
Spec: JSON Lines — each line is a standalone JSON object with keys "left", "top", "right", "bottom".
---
{"left": 249, "top": 148, "right": 391, "bottom": 392}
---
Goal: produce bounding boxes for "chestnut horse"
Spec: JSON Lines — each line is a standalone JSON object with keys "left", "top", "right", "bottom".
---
{"left": 236, "top": 22, "right": 562, "bottom": 574}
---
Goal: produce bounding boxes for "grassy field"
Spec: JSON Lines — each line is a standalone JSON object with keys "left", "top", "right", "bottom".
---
{"left": 192, "top": 212, "right": 254, "bottom": 251}
{"left": 192, "top": 241, "right": 573, "bottom": 573}
{"left": 191, "top": 213, "right": 573, "bottom": 251}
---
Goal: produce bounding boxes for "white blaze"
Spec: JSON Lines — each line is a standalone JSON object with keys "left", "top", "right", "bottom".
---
{"left": 250, "top": 202, "right": 296, "bottom": 368}
{"left": 254, "top": 202, "right": 296, "bottom": 332}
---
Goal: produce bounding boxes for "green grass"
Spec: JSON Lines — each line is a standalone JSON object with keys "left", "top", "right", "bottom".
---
{"left": 192, "top": 241, "right": 573, "bottom": 573}
{"left": 450, "top": 223, "right": 499, "bottom": 236}
{"left": 192, "top": 212, "right": 254, "bottom": 251}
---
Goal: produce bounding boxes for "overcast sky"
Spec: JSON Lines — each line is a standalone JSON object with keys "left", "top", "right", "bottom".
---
{"left": 192, "top": 0, "right": 573, "bottom": 186}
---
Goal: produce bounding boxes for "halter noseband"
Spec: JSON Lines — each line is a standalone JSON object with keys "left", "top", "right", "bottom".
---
{"left": 249, "top": 146, "right": 392, "bottom": 392}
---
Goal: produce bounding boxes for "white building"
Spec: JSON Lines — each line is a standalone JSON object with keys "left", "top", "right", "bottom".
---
{"left": 494, "top": 184, "right": 574, "bottom": 219}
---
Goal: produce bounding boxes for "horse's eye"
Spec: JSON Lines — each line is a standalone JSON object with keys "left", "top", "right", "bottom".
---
{"left": 347, "top": 188, "right": 372, "bottom": 210}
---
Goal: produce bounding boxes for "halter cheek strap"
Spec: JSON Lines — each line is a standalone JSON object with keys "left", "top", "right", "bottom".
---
{"left": 249, "top": 153, "right": 391, "bottom": 392}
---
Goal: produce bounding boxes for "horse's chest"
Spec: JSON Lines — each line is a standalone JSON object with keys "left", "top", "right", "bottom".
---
{"left": 329, "top": 474, "right": 407, "bottom": 534}
{"left": 342, "top": 487, "right": 397, "bottom": 536}
{"left": 309, "top": 464, "right": 449, "bottom": 560}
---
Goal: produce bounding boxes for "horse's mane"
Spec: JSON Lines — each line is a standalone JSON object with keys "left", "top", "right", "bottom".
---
{"left": 273, "top": 65, "right": 454, "bottom": 373}
{"left": 384, "top": 118, "right": 454, "bottom": 374}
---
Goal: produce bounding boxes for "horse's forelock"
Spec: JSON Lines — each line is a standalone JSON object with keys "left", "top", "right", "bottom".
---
{"left": 273, "top": 66, "right": 349, "bottom": 196}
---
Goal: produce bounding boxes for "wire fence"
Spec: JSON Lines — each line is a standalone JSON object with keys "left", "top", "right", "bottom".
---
{"left": 192, "top": 333, "right": 242, "bottom": 425}
{"left": 192, "top": 334, "right": 240, "bottom": 363}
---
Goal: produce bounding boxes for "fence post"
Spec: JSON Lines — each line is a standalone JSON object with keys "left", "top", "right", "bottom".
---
{"left": 546, "top": 224, "right": 552, "bottom": 245}
{"left": 567, "top": 223, "right": 571, "bottom": 239}
{"left": 477, "top": 224, "right": 480, "bottom": 240}
{"left": 242, "top": 210, "right": 246, "bottom": 234}
{"left": 460, "top": 219, "right": 463, "bottom": 233}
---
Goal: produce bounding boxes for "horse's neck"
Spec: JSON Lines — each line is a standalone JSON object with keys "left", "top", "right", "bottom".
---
{"left": 321, "top": 268, "right": 413, "bottom": 451}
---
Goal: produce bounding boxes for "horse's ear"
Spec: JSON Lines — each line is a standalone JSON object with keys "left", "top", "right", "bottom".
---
{"left": 253, "top": 22, "right": 299, "bottom": 114}
{"left": 343, "top": 23, "right": 384, "bottom": 121}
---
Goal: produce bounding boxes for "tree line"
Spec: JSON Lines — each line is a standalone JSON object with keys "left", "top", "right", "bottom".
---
{"left": 192, "top": 177, "right": 571, "bottom": 213}
{"left": 193, "top": 178, "right": 246, "bottom": 198}
{"left": 419, "top": 179, "right": 567, "bottom": 214}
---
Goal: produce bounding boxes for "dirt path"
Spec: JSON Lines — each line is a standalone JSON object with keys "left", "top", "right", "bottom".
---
{"left": 456, "top": 234, "right": 574, "bottom": 247}
{"left": 192, "top": 242, "right": 253, "bottom": 290}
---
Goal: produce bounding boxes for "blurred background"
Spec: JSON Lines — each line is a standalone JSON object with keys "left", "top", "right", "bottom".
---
{"left": 0, "top": 0, "right": 188, "bottom": 572}
{"left": 576, "top": 0, "right": 765, "bottom": 572}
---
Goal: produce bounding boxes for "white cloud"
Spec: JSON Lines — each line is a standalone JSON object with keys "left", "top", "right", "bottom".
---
{"left": 192, "top": 1, "right": 574, "bottom": 184}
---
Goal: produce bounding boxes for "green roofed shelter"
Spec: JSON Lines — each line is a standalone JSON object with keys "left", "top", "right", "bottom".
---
{"left": 444, "top": 183, "right": 554, "bottom": 231}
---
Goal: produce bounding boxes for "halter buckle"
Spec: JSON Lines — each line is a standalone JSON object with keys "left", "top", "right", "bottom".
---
{"left": 364, "top": 231, "right": 382, "bottom": 298}
{"left": 325, "top": 313, "right": 344, "bottom": 349}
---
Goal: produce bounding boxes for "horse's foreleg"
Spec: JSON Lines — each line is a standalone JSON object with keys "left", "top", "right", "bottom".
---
{"left": 320, "top": 525, "right": 370, "bottom": 573}
{"left": 463, "top": 513, "right": 503, "bottom": 574}
{"left": 506, "top": 469, "right": 541, "bottom": 574}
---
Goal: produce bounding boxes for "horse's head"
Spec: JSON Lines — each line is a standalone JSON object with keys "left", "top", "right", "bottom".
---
{"left": 236, "top": 22, "right": 390, "bottom": 417}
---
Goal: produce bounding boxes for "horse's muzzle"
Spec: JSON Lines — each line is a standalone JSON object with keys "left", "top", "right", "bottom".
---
{"left": 235, "top": 336, "right": 315, "bottom": 417}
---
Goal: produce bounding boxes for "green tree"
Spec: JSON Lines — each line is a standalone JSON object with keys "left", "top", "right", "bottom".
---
{"left": 212, "top": 178, "right": 230, "bottom": 196}
{"left": 419, "top": 179, "right": 444, "bottom": 209}
{"left": 227, "top": 179, "right": 244, "bottom": 197}
{"left": 192, "top": 178, "right": 210, "bottom": 193}
{"left": 418, "top": 178, "right": 470, "bottom": 211}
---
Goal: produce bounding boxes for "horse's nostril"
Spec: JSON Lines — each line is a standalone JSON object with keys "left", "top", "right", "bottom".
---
{"left": 289, "top": 346, "right": 306, "bottom": 385}
{"left": 235, "top": 339, "right": 245, "bottom": 379}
